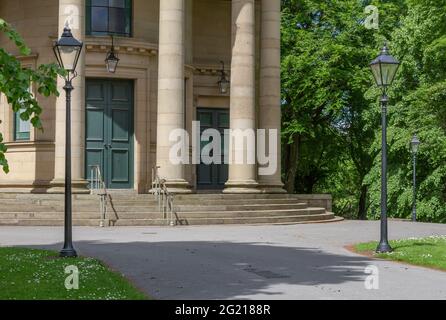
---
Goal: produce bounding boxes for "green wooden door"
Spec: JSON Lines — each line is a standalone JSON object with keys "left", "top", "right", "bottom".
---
{"left": 85, "top": 79, "right": 134, "bottom": 189}
{"left": 197, "top": 108, "right": 229, "bottom": 190}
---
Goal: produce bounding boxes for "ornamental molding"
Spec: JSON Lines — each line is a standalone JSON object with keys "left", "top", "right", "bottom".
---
{"left": 193, "top": 63, "right": 231, "bottom": 76}
{"left": 84, "top": 36, "right": 158, "bottom": 57}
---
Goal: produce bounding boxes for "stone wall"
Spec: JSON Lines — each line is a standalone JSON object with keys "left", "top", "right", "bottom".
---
{"left": 0, "top": 0, "right": 59, "bottom": 191}
{"left": 295, "top": 194, "right": 333, "bottom": 212}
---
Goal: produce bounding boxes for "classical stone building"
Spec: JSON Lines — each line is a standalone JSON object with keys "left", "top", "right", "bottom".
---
{"left": 0, "top": 0, "right": 283, "bottom": 194}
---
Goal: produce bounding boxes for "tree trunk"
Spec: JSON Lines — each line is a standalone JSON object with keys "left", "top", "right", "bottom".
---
{"left": 358, "top": 184, "right": 368, "bottom": 220}
{"left": 285, "top": 134, "right": 300, "bottom": 193}
{"left": 306, "top": 179, "right": 315, "bottom": 194}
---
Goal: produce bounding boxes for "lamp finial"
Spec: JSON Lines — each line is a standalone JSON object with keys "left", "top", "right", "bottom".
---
{"left": 382, "top": 41, "right": 389, "bottom": 55}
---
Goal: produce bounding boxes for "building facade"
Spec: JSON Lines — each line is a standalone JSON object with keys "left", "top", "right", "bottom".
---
{"left": 0, "top": 0, "right": 283, "bottom": 194}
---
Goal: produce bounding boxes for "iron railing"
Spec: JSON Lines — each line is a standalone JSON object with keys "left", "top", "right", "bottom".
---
{"left": 89, "top": 165, "right": 108, "bottom": 227}
{"left": 151, "top": 166, "right": 175, "bottom": 226}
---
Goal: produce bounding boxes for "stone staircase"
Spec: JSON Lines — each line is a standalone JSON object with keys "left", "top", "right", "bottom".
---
{"left": 0, "top": 193, "right": 342, "bottom": 226}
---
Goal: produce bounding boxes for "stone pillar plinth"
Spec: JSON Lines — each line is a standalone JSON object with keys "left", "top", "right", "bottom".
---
{"left": 156, "top": 0, "right": 191, "bottom": 193}
{"left": 224, "top": 0, "right": 260, "bottom": 194}
{"left": 258, "top": 0, "right": 285, "bottom": 193}
{"left": 51, "top": 0, "right": 88, "bottom": 193}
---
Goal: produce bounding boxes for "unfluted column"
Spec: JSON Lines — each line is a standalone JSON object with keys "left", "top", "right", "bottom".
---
{"left": 258, "top": 0, "right": 285, "bottom": 193}
{"left": 224, "top": 0, "right": 260, "bottom": 194}
{"left": 52, "top": 0, "right": 88, "bottom": 193}
{"left": 156, "top": 0, "right": 191, "bottom": 193}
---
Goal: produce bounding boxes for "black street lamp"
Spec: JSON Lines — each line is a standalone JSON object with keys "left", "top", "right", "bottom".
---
{"left": 105, "top": 35, "right": 120, "bottom": 73}
{"left": 370, "top": 43, "right": 400, "bottom": 253}
{"left": 410, "top": 135, "right": 420, "bottom": 222}
{"left": 53, "top": 24, "right": 83, "bottom": 258}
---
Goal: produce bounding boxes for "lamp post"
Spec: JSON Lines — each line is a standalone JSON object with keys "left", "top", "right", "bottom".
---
{"left": 410, "top": 135, "right": 420, "bottom": 222}
{"left": 105, "top": 35, "right": 120, "bottom": 73}
{"left": 53, "top": 24, "right": 83, "bottom": 258}
{"left": 370, "top": 43, "right": 400, "bottom": 253}
{"left": 217, "top": 61, "right": 230, "bottom": 94}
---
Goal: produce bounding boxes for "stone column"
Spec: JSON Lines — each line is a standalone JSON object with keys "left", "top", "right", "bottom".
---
{"left": 258, "top": 0, "right": 285, "bottom": 193}
{"left": 224, "top": 0, "right": 260, "bottom": 193}
{"left": 52, "top": 0, "right": 88, "bottom": 193}
{"left": 156, "top": 0, "right": 191, "bottom": 193}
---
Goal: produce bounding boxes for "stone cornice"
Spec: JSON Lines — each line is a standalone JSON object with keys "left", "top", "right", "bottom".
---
{"left": 16, "top": 54, "right": 39, "bottom": 61}
{"left": 193, "top": 63, "right": 231, "bottom": 76}
{"left": 4, "top": 141, "right": 54, "bottom": 151}
{"left": 84, "top": 36, "right": 158, "bottom": 56}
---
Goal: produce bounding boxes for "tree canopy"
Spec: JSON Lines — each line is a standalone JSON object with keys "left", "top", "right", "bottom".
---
{"left": 281, "top": 0, "right": 446, "bottom": 222}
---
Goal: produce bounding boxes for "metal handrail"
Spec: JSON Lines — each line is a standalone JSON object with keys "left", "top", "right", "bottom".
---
{"left": 89, "top": 165, "right": 108, "bottom": 227}
{"left": 151, "top": 166, "right": 175, "bottom": 226}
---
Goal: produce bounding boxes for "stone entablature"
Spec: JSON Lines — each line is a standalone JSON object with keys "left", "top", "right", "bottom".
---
{"left": 84, "top": 37, "right": 158, "bottom": 57}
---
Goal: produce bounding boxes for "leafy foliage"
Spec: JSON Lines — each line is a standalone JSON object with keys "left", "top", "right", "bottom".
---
{"left": 0, "top": 18, "right": 63, "bottom": 173}
{"left": 365, "top": 0, "right": 446, "bottom": 222}
{"left": 281, "top": 0, "right": 446, "bottom": 222}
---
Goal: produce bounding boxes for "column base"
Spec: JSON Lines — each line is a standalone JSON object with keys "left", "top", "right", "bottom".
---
{"left": 0, "top": 180, "right": 53, "bottom": 194}
{"left": 223, "top": 180, "right": 261, "bottom": 194}
{"left": 258, "top": 183, "right": 287, "bottom": 194}
{"left": 162, "top": 179, "right": 193, "bottom": 194}
{"left": 47, "top": 179, "right": 90, "bottom": 194}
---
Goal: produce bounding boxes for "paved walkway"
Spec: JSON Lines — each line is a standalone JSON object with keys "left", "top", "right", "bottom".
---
{"left": 0, "top": 220, "right": 445, "bottom": 300}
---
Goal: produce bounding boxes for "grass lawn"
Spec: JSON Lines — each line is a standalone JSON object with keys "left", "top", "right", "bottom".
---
{"left": 0, "top": 247, "right": 148, "bottom": 300}
{"left": 354, "top": 236, "right": 446, "bottom": 271}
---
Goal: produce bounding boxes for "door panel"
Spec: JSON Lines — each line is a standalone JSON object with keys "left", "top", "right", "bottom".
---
{"left": 86, "top": 82, "right": 105, "bottom": 101}
{"left": 111, "top": 149, "right": 130, "bottom": 182}
{"left": 86, "top": 79, "right": 134, "bottom": 189}
{"left": 85, "top": 80, "right": 107, "bottom": 187}
{"left": 86, "top": 109, "right": 105, "bottom": 140}
{"left": 197, "top": 108, "right": 229, "bottom": 190}
{"left": 111, "top": 109, "right": 130, "bottom": 141}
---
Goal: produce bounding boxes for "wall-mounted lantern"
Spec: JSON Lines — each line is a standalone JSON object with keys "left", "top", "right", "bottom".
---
{"left": 217, "top": 61, "right": 230, "bottom": 94}
{"left": 105, "top": 35, "right": 120, "bottom": 73}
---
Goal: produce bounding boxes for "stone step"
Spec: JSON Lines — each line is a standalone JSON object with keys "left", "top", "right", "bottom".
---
{"left": 108, "top": 199, "right": 307, "bottom": 208}
{"left": 0, "top": 194, "right": 98, "bottom": 200}
{"left": 111, "top": 193, "right": 305, "bottom": 201}
{"left": 0, "top": 205, "right": 159, "bottom": 213}
{"left": 0, "top": 200, "right": 152, "bottom": 207}
{"left": 0, "top": 192, "right": 329, "bottom": 200}
{"left": 0, "top": 198, "right": 308, "bottom": 209}
{"left": 173, "top": 194, "right": 306, "bottom": 200}
{"left": 109, "top": 203, "right": 309, "bottom": 214}
{"left": 0, "top": 192, "right": 335, "bottom": 227}
{"left": 0, "top": 203, "right": 307, "bottom": 214}
{"left": 0, "top": 193, "right": 284, "bottom": 200}
{"left": 0, "top": 207, "right": 325, "bottom": 219}
{"left": 0, "top": 213, "right": 339, "bottom": 227}
{"left": 173, "top": 208, "right": 326, "bottom": 219}
{"left": 175, "top": 203, "right": 308, "bottom": 212}
{"left": 0, "top": 196, "right": 305, "bottom": 207}
{"left": 114, "top": 213, "right": 337, "bottom": 226}
{"left": 0, "top": 218, "right": 103, "bottom": 227}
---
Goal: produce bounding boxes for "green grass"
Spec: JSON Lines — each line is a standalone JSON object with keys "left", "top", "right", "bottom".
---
{"left": 0, "top": 247, "right": 148, "bottom": 300}
{"left": 354, "top": 236, "right": 446, "bottom": 271}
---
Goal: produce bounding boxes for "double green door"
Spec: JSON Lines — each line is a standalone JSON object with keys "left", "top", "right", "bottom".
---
{"left": 85, "top": 79, "right": 134, "bottom": 189}
{"left": 197, "top": 108, "right": 229, "bottom": 190}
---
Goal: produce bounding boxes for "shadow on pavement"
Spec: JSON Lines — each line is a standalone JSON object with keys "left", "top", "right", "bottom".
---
{"left": 21, "top": 240, "right": 373, "bottom": 300}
